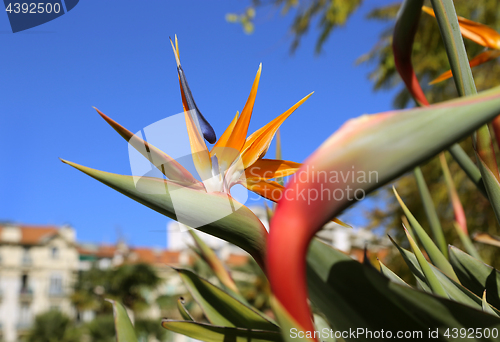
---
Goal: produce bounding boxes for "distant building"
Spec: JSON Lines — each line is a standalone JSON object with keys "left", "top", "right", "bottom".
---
{"left": 76, "top": 241, "right": 192, "bottom": 323}
{"left": 315, "top": 222, "right": 391, "bottom": 262}
{"left": 0, "top": 224, "right": 78, "bottom": 342}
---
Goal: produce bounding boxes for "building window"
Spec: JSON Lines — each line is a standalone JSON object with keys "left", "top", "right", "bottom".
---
{"left": 18, "top": 303, "right": 31, "bottom": 328}
{"left": 51, "top": 247, "right": 59, "bottom": 259}
{"left": 48, "top": 274, "right": 63, "bottom": 296}
{"left": 21, "top": 247, "right": 32, "bottom": 266}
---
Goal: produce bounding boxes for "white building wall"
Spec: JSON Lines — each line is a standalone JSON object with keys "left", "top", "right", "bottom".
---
{"left": 0, "top": 227, "right": 78, "bottom": 342}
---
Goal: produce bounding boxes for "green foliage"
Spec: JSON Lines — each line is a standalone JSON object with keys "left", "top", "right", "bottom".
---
{"left": 109, "top": 263, "right": 161, "bottom": 310}
{"left": 226, "top": 7, "right": 255, "bottom": 34}
{"left": 233, "top": 259, "right": 272, "bottom": 313}
{"left": 175, "top": 268, "right": 278, "bottom": 330}
{"left": 306, "top": 239, "right": 500, "bottom": 342}
{"left": 72, "top": 263, "right": 161, "bottom": 314}
{"left": 369, "top": 145, "right": 500, "bottom": 280}
{"left": 86, "top": 314, "right": 116, "bottom": 342}
{"left": 362, "top": 0, "right": 500, "bottom": 107}
{"left": 25, "top": 311, "right": 81, "bottom": 342}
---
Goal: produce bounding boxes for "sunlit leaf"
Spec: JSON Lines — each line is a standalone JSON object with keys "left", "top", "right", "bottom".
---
{"left": 107, "top": 299, "right": 138, "bottom": 342}
{"left": 176, "top": 268, "right": 279, "bottom": 331}
{"left": 61, "top": 159, "right": 268, "bottom": 268}
{"left": 161, "top": 320, "right": 282, "bottom": 342}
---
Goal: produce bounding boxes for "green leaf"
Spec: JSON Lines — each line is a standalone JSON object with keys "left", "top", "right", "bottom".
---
{"left": 483, "top": 291, "right": 499, "bottom": 317}
{"left": 313, "top": 314, "right": 335, "bottom": 342}
{"left": 263, "top": 201, "right": 274, "bottom": 223}
{"left": 393, "top": 187, "right": 457, "bottom": 280}
{"left": 448, "top": 144, "right": 487, "bottom": 197}
{"left": 428, "top": 0, "right": 475, "bottom": 96}
{"left": 453, "top": 222, "right": 482, "bottom": 261}
{"left": 61, "top": 159, "right": 268, "bottom": 268}
{"left": 306, "top": 239, "right": 500, "bottom": 340}
{"left": 378, "top": 260, "right": 410, "bottom": 287}
{"left": 177, "top": 297, "right": 194, "bottom": 321}
{"left": 188, "top": 230, "right": 242, "bottom": 299}
{"left": 176, "top": 268, "right": 279, "bottom": 331}
{"left": 449, "top": 246, "right": 500, "bottom": 310}
{"left": 401, "top": 216, "right": 417, "bottom": 242}
{"left": 477, "top": 156, "right": 500, "bottom": 228}
{"left": 275, "top": 129, "right": 284, "bottom": 187}
{"left": 413, "top": 167, "right": 447, "bottom": 258}
{"left": 107, "top": 300, "right": 138, "bottom": 342}
{"left": 390, "top": 237, "right": 486, "bottom": 310}
{"left": 161, "top": 320, "right": 283, "bottom": 342}
{"left": 404, "top": 229, "right": 448, "bottom": 297}
{"left": 389, "top": 236, "right": 431, "bottom": 291}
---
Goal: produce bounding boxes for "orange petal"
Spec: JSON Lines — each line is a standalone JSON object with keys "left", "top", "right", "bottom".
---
{"left": 473, "top": 232, "right": 500, "bottom": 248}
{"left": 422, "top": 6, "right": 500, "bottom": 50}
{"left": 241, "top": 179, "right": 285, "bottom": 202}
{"left": 429, "top": 70, "right": 453, "bottom": 85}
{"left": 95, "top": 108, "right": 200, "bottom": 186}
{"left": 218, "top": 65, "right": 262, "bottom": 168}
{"left": 211, "top": 111, "right": 239, "bottom": 157}
{"left": 244, "top": 159, "right": 301, "bottom": 180}
{"left": 175, "top": 34, "right": 180, "bottom": 59}
{"left": 331, "top": 218, "right": 352, "bottom": 228}
{"left": 241, "top": 93, "right": 313, "bottom": 168}
{"left": 430, "top": 50, "right": 500, "bottom": 84}
{"left": 184, "top": 108, "right": 213, "bottom": 187}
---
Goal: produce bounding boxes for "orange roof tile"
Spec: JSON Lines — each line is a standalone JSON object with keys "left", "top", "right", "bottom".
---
{"left": 160, "top": 250, "right": 181, "bottom": 264}
{"left": 95, "top": 245, "right": 117, "bottom": 258}
{"left": 225, "top": 254, "right": 249, "bottom": 266}
{"left": 0, "top": 224, "right": 59, "bottom": 245}
{"left": 130, "top": 248, "right": 180, "bottom": 265}
{"left": 77, "top": 244, "right": 118, "bottom": 257}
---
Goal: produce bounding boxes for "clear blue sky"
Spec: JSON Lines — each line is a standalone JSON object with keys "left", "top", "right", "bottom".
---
{"left": 0, "top": 1, "right": 399, "bottom": 247}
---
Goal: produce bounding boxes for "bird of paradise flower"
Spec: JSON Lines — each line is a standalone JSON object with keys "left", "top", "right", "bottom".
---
{"left": 61, "top": 36, "right": 347, "bottom": 269}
